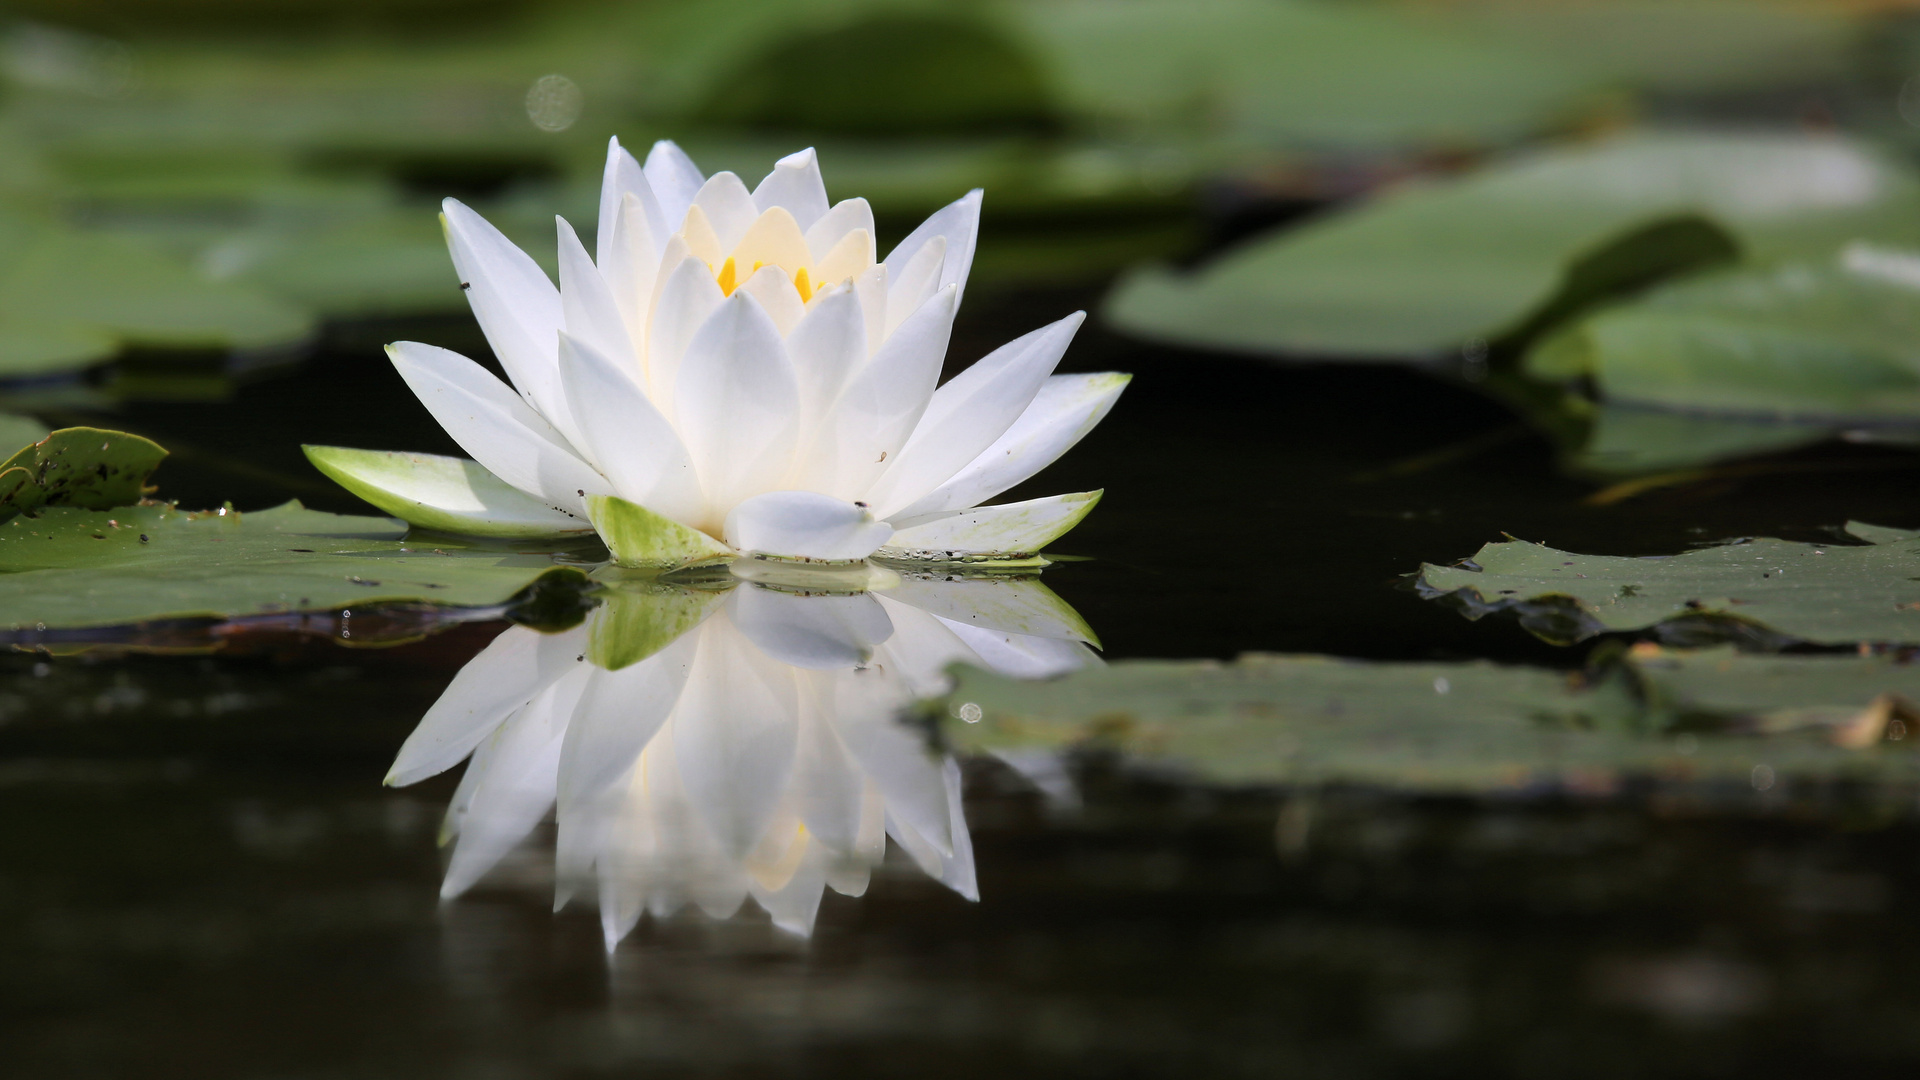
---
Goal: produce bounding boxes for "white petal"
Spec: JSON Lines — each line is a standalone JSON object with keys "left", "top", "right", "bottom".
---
{"left": 805, "top": 198, "right": 875, "bottom": 264}
{"left": 672, "top": 625, "right": 799, "bottom": 858}
{"left": 813, "top": 227, "right": 872, "bottom": 287}
{"left": 602, "top": 193, "right": 659, "bottom": 352}
{"left": 884, "top": 490, "right": 1100, "bottom": 558}
{"left": 557, "top": 332, "right": 705, "bottom": 524}
{"left": 555, "top": 632, "right": 698, "bottom": 811}
{"left": 645, "top": 254, "right": 725, "bottom": 419}
{"left": 674, "top": 291, "right": 801, "bottom": 511}
{"left": 643, "top": 139, "right": 706, "bottom": 239}
{"left": 864, "top": 312, "right": 1084, "bottom": 516}
{"left": 303, "top": 446, "right": 590, "bottom": 537}
{"left": 387, "top": 341, "right": 607, "bottom": 517}
{"left": 386, "top": 623, "right": 585, "bottom": 786}
{"left": 785, "top": 286, "right": 867, "bottom": 434}
{"left": 677, "top": 203, "right": 725, "bottom": 267}
{"left": 597, "top": 137, "right": 669, "bottom": 266}
{"left": 737, "top": 263, "right": 805, "bottom": 336}
{"left": 692, "top": 171, "right": 759, "bottom": 253}
{"left": 751, "top": 147, "right": 830, "bottom": 233}
{"left": 884, "top": 235, "right": 944, "bottom": 342}
{"left": 854, "top": 264, "right": 888, "bottom": 357}
{"left": 887, "top": 372, "right": 1130, "bottom": 521}
{"left": 441, "top": 199, "right": 573, "bottom": 439}
{"left": 883, "top": 189, "right": 981, "bottom": 304}
{"left": 728, "top": 586, "right": 894, "bottom": 669}
{"left": 804, "top": 285, "right": 957, "bottom": 498}
{"left": 731, "top": 206, "right": 814, "bottom": 277}
{"left": 557, "top": 216, "right": 634, "bottom": 374}
{"left": 791, "top": 685, "right": 868, "bottom": 854}
{"left": 829, "top": 704, "right": 953, "bottom": 859}
{"left": 721, "top": 490, "right": 894, "bottom": 562}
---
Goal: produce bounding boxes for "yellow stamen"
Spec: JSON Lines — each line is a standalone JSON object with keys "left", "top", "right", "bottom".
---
{"left": 715, "top": 256, "right": 738, "bottom": 296}
{"left": 793, "top": 265, "right": 813, "bottom": 303}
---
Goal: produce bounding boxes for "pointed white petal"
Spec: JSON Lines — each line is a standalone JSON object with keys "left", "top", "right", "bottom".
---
{"left": 597, "top": 137, "right": 668, "bottom": 266}
{"left": 442, "top": 199, "right": 573, "bottom": 437}
{"left": 883, "top": 189, "right": 981, "bottom": 304}
{"left": 864, "top": 312, "right": 1084, "bottom": 517}
{"left": 692, "top": 171, "right": 759, "bottom": 253}
{"left": 643, "top": 139, "right": 706, "bottom": 238}
{"left": 887, "top": 372, "right": 1130, "bottom": 521}
{"left": 387, "top": 341, "right": 607, "bottom": 517}
{"left": 805, "top": 285, "right": 957, "bottom": 498}
{"left": 386, "top": 624, "right": 586, "bottom": 786}
{"left": 738, "top": 263, "right": 805, "bottom": 336}
{"left": 644, "top": 254, "right": 726, "bottom": 419}
{"left": 728, "top": 586, "right": 894, "bottom": 670}
{"left": 674, "top": 291, "right": 801, "bottom": 510}
{"left": 884, "top": 235, "right": 945, "bottom": 342}
{"left": 785, "top": 286, "right": 867, "bottom": 434}
{"left": 884, "top": 490, "right": 1101, "bottom": 559}
{"left": 751, "top": 147, "right": 830, "bottom": 233}
{"left": 557, "top": 216, "right": 634, "bottom": 373}
{"left": 854, "top": 264, "right": 888, "bottom": 357}
{"left": 722, "top": 490, "right": 894, "bottom": 562}
{"left": 303, "top": 446, "right": 590, "bottom": 537}
{"left": 672, "top": 625, "right": 800, "bottom": 858}
{"left": 555, "top": 632, "right": 698, "bottom": 811}
{"left": 602, "top": 194, "right": 659, "bottom": 354}
{"left": 557, "top": 332, "right": 705, "bottom": 524}
{"left": 805, "top": 198, "right": 875, "bottom": 263}
{"left": 813, "top": 227, "right": 873, "bottom": 288}
{"left": 677, "top": 203, "right": 725, "bottom": 267}
{"left": 732, "top": 206, "right": 814, "bottom": 276}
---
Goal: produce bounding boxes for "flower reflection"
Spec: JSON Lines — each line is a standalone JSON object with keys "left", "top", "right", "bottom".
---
{"left": 386, "top": 567, "right": 1097, "bottom": 946}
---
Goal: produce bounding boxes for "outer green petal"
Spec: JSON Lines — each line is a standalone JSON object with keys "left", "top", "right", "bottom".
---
{"left": 585, "top": 494, "right": 734, "bottom": 570}
{"left": 303, "top": 445, "right": 591, "bottom": 538}
{"left": 881, "top": 490, "right": 1101, "bottom": 562}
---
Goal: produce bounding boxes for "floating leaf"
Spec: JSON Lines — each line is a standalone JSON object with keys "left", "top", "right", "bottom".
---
{"left": 1527, "top": 248, "right": 1920, "bottom": 425}
{"left": 937, "top": 646, "right": 1920, "bottom": 794}
{"left": 1417, "top": 522, "right": 1920, "bottom": 647}
{"left": 0, "top": 414, "right": 52, "bottom": 456}
{"left": 0, "top": 427, "right": 166, "bottom": 519}
{"left": 0, "top": 500, "right": 585, "bottom": 629}
{"left": 1105, "top": 132, "right": 1920, "bottom": 359}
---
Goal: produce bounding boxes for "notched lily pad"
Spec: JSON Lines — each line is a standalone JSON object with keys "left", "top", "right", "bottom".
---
{"left": 0, "top": 500, "right": 586, "bottom": 629}
{"left": 0, "top": 427, "right": 167, "bottom": 519}
{"left": 1417, "top": 522, "right": 1920, "bottom": 647}
{"left": 935, "top": 646, "right": 1920, "bottom": 796}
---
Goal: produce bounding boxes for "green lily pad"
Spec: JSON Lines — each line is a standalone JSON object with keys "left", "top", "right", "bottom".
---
{"left": 0, "top": 415, "right": 53, "bottom": 457}
{"left": 1567, "top": 402, "right": 1836, "bottom": 476}
{"left": 1527, "top": 249, "right": 1920, "bottom": 424}
{"left": 0, "top": 427, "right": 166, "bottom": 519}
{"left": 937, "top": 645, "right": 1920, "bottom": 795}
{"left": 303, "top": 445, "right": 590, "bottom": 539}
{"left": 1104, "top": 131, "right": 1920, "bottom": 359}
{"left": 585, "top": 495, "right": 733, "bottom": 572}
{"left": 1417, "top": 522, "right": 1920, "bottom": 647}
{"left": 0, "top": 500, "right": 584, "bottom": 629}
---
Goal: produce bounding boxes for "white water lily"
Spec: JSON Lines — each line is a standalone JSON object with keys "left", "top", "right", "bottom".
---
{"left": 387, "top": 570, "right": 1099, "bottom": 944}
{"left": 306, "top": 138, "right": 1128, "bottom": 568}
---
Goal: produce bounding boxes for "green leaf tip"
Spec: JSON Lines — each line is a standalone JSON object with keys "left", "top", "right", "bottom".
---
{"left": 303, "top": 445, "right": 592, "bottom": 539}
{"left": 585, "top": 494, "right": 733, "bottom": 570}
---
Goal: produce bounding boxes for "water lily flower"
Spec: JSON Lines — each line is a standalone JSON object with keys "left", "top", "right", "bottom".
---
{"left": 306, "top": 138, "right": 1129, "bottom": 568}
{"left": 385, "top": 568, "right": 1099, "bottom": 944}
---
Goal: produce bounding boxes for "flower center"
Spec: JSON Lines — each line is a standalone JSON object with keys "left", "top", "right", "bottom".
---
{"left": 713, "top": 255, "right": 816, "bottom": 302}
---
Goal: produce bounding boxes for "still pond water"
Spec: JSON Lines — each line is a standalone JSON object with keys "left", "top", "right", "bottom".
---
{"left": 8, "top": 285, "right": 1920, "bottom": 1078}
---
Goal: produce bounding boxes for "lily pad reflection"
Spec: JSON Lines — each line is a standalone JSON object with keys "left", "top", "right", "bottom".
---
{"left": 386, "top": 566, "right": 1098, "bottom": 944}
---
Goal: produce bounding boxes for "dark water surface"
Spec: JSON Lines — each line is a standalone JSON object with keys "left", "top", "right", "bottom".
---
{"left": 8, "top": 289, "right": 1920, "bottom": 1077}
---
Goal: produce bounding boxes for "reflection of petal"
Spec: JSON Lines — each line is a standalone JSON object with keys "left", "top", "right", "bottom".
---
{"left": 884, "top": 574, "right": 1097, "bottom": 645}
{"left": 387, "top": 623, "right": 585, "bottom": 786}
{"left": 671, "top": 623, "right": 799, "bottom": 859}
{"left": 441, "top": 662, "right": 593, "bottom": 898}
{"left": 825, "top": 667, "right": 952, "bottom": 858}
{"left": 555, "top": 631, "right": 698, "bottom": 812}
{"left": 729, "top": 586, "right": 893, "bottom": 670}
{"left": 884, "top": 757, "right": 976, "bottom": 901}
{"left": 790, "top": 675, "right": 868, "bottom": 854}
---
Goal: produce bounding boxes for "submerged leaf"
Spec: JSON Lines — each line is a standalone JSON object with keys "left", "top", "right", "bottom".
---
{"left": 0, "top": 500, "right": 584, "bottom": 629}
{"left": 938, "top": 646, "right": 1920, "bottom": 794}
{"left": 0, "top": 427, "right": 166, "bottom": 519}
{"left": 1418, "top": 523, "right": 1920, "bottom": 647}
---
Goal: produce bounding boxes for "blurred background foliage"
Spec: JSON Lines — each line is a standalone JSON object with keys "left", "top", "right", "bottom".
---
{"left": 1, "top": 0, "right": 1919, "bottom": 479}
